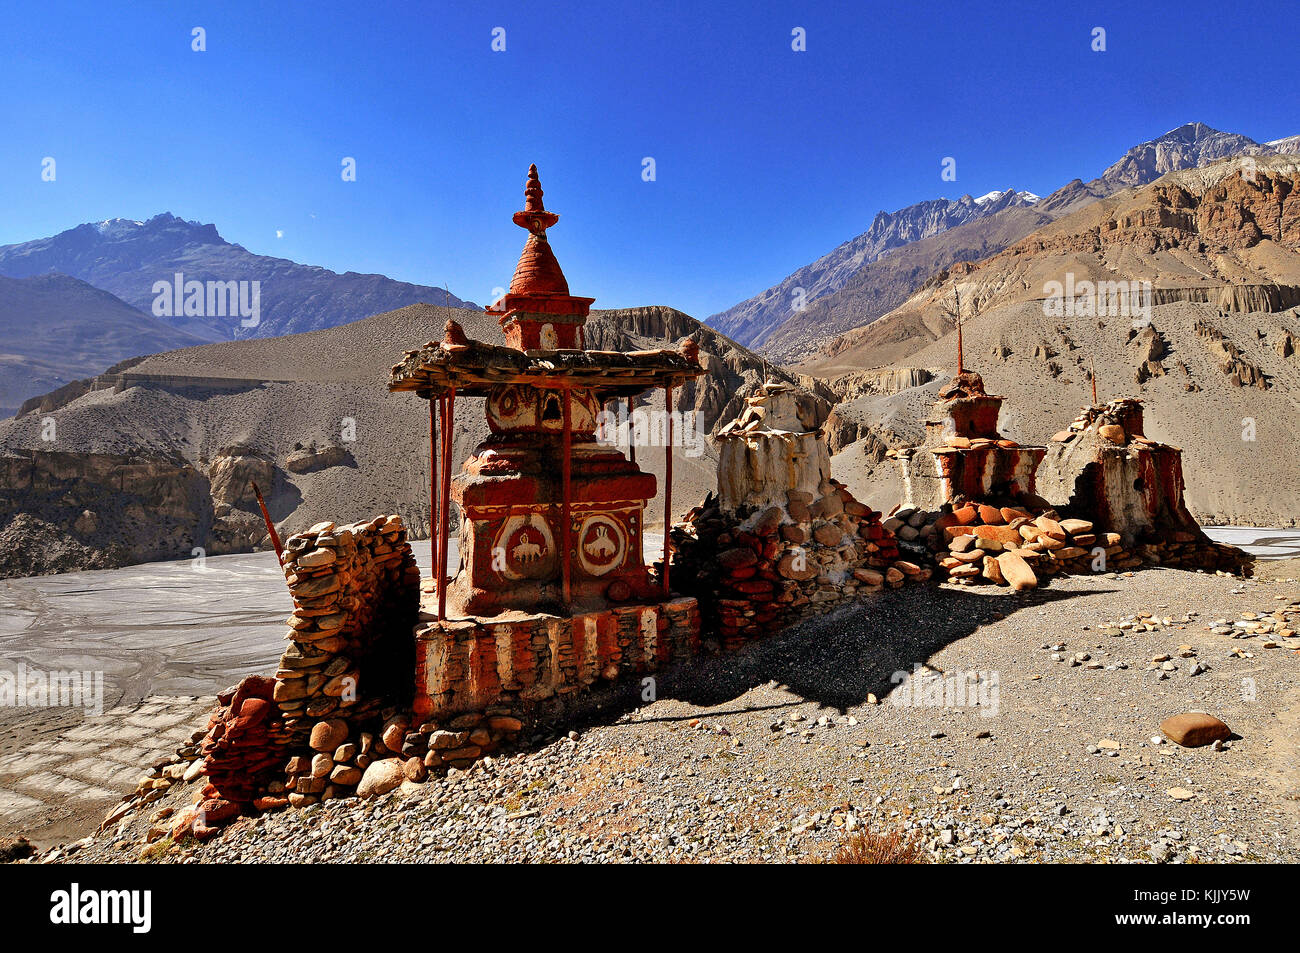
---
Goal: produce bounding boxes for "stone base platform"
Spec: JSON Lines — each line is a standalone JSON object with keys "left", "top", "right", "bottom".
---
{"left": 412, "top": 596, "right": 701, "bottom": 728}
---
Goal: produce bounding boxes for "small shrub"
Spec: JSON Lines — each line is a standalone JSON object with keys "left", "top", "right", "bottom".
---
{"left": 825, "top": 828, "right": 930, "bottom": 864}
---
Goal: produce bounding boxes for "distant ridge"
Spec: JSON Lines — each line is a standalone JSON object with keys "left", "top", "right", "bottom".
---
{"left": 706, "top": 122, "right": 1299, "bottom": 364}
{"left": 0, "top": 212, "right": 478, "bottom": 342}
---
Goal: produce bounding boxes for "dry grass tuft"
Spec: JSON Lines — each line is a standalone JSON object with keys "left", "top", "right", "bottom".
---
{"left": 824, "top": 829, "right": 930, "bottom": 864}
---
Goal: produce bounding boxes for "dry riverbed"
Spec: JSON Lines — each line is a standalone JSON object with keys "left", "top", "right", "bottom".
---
{"left": 42, "top": 564, "right": 1300, "bottom": 865}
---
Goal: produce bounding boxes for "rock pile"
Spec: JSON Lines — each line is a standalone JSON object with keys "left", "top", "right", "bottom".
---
{"left": 673, "top": 382, "right": 924, "bottom": 649}
{"left": 182, "top": 675, "right": 292, "bottom": 838}
{"left": 673, "top": 486, "right": 923, "bottom": 647}
{"left": 893, "top": 500, "right": 1125, "bottom": 590}
{"left": 280, "top": 709, "right": 526, "bottom": 807}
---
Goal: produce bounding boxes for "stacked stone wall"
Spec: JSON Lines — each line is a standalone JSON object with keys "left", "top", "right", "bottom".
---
{"left": 181, "top": 515, "right": 420, "bottom": 833}
{"left": 671, "top": 481, "right": 926, "bottom": 650}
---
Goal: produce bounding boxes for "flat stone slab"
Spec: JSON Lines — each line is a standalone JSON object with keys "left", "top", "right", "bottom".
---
{"left": 60, "top": 757, "right": 140, "bottom": 790}
{"left": 0, "top": 752, "right": 66, "bottom": 775}
{"left": 0, "top": 787, "right": 44, "bottom": 817}
{"left": 62, "top": 721, "right": 151, "bottom": 743}
{"left": 14, "top": 771, "right": 118, "bottom": 801}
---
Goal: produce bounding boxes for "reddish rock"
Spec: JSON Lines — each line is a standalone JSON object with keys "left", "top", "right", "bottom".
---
{"left": 777, "top": 552, "right": 817, "bottom": 581}
{"left": 1160, "top": 713, "right": 1231, "bottom": 748}
{"left": 813, "top": 524, "right": 843, "bottom": 546}
{"left": 780, "top": 524, "right": 807, "bottom": 544}
{"left": 975, "top": 525, "right": 1022, "bottom": 545}
{"left": 718, "top": 547, "right": 758, "bottom": 570}
{"left": 753, "top": 507, "right": 784, "bottom": 537}
{"left": 995, "top": 551, "right": 1037, "bottom": 591}
{"left": 309, "top": 719, "right": 349, "bottom": 753}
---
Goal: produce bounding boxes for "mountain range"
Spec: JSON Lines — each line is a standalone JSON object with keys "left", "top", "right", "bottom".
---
{"left": 2, "top": 120, "right": 1299, "bottom": 577}
{"left": 709, "top": 122, "right": 1299, "bottom": 364}
{"left": 0, "top": 213, "right": 477, "bottom": 343}
{"left": 0, "top": 273, "right": 211, "bottom": 418}
{"left": 808, "top": 153, "right": 1300, "bottom": 526}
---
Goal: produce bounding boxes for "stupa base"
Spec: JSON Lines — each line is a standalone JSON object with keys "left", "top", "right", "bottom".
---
{"left": 411, "top": 595, "right": 700, "bottom": 735}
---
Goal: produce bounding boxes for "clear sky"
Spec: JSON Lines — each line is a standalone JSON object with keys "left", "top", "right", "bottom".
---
{"left": 2, "top": 0, "right": 1296, "bottom": 319}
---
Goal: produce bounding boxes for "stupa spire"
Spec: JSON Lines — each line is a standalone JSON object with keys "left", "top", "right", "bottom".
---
{"left": 513, "top": 163, "right": 559, "bottom": 233}
{"left": 505, "top": 164, "right": 569, "bottom": 298}
{"left": 489, "top": 164, "right": 594, "bottom": 350}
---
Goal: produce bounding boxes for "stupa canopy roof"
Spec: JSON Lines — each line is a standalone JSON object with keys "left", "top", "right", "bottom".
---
{"left": 389, "top": 324, "right": 703, "bottom": 399}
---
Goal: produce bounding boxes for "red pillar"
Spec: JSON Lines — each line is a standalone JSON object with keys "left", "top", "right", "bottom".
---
{"left": 434, "top": 395, "right": 444, "bottom": 603}
{"left": 627, "top": 396, "right": 636, "bottom": 464}
{"left": 663, "top": 385, "right": 674, "bottom": 597}
{"left": 437, "top": 388, "right": 456, "bottom": 620}
{"left": 561, "top": 387, "right": 573, "bottom": 605}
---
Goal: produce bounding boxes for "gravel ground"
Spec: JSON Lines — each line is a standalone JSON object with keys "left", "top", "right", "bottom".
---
{"left": 49, "top": 566, "right": 1300, "bottom": 865}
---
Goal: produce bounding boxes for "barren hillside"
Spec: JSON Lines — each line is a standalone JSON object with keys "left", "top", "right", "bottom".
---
{"left": 809, "top": 156, "right": 1300, "bottom": 526}
{"left": 0, "top": 303, "right": 813, "bottom": 577}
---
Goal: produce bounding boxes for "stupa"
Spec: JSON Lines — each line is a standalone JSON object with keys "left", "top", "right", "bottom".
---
{"left": 389, "top": 165, "right": 704, "bottom": 721}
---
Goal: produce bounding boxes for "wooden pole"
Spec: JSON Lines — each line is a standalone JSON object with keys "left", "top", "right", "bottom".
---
{"left": 437, "top": 389, "right": 456, "bottom": 620}
{"left": 662, "top": 385, "right": 674, "bottom": 597}
{"left": 561, "top": 387, "right": 573, "bottom": 605}
{"left": 956, "top": 315, "right": 964, "bottom": 375}
{"left": 250, "top": 481, "right": 283, "bottom": 564}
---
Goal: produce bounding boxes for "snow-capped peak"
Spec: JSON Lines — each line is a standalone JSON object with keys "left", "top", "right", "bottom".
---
{"left": 94, "top": 218, "right": 145, "bottom": 236}
{"left": 973, "top": 189, "right": 1039, "bottom": 206}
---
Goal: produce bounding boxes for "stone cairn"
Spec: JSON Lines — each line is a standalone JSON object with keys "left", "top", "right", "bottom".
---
{"left": 890, "top": 501, "right": 1119, "bottom": 591}
{"left": 671, "top": 383, "right": 925, "bottom": 649}
{"left": 1041, "top": 398, "right": 1252, "bottom": 574}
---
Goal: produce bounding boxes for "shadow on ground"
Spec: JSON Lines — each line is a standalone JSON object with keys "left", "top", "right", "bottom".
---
{"left": 549, "top": 582, "right": 1112, "bottom": 739}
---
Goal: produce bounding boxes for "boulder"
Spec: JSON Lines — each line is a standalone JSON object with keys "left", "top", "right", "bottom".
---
{"left": 356, "top": 758, "right": 406, "bottom": 798}
{"left": 309, "top": 719, "right": 349, "bottom": 753}
{"left": 1160, "top": 713, "right": 1231, "bottom": 748}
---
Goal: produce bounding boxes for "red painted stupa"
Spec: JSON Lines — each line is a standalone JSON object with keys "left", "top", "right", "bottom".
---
{"left": 390, "top": 164, "right": 704, "bottom": 617}
{"left": 389, "top": 166, "right": 704, "bottom": 722}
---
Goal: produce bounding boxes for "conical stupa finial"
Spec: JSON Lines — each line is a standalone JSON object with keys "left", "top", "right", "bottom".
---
{"left": 513, "top": 164, "right": 559, "bottom": 233}
{"left": 524, "top": 164, "right": 544, "bottom": 211}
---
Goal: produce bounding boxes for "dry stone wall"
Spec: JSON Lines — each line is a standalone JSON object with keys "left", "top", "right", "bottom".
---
{"left": 176, "top": 515, "right": 420, "bottom": 836}
{"left": 672, "top": 484, "right": 924, "bottom": 649}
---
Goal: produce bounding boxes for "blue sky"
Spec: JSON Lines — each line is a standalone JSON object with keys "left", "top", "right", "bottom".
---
{"left": 2, "top": 0, "right": 1296, "bottom": 319}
